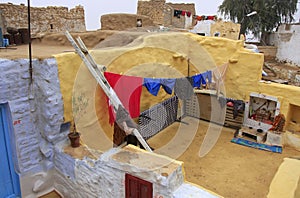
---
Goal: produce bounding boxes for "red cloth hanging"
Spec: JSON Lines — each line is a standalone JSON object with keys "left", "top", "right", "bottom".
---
{"left": 207, "top": 16, "right": 215, "bottom": 20}
{"left": 181, "top": 10, "right": 186, "bottom": 16}
{"left": 104, "top": 72, "right": 143, "bottom": 125}
{"left": 187, "top": 12, "right": 191, "bottom": 17}
{"left": 196, "top": 15, "right": 202, "bottom": 21}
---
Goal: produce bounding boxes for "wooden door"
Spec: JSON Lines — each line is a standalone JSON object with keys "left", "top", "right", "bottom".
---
{"left": 0, "top": 104, "right": 21, "bottom": 198}
{"left": 125, "top": 174, "right": 152, "bottom": 198}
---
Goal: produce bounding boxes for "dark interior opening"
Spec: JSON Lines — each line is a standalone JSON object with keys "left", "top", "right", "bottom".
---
{"left": 136, "top": 19, "right": 142, "bottom": 27}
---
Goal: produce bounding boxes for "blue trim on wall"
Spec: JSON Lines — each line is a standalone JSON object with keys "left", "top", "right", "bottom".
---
{"left": 0, "top": 103, "right": 21, "bottom": 197}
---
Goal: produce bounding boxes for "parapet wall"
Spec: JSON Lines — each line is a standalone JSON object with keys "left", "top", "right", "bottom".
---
{"left": 0, "top": 3, "right": 86, "bottom": 35}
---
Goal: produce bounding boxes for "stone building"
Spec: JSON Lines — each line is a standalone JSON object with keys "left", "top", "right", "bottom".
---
{"left": 101, "top": 13, "right": 154, "bottom": 31}
{"left": 0, "top": 3, "right": 86, "bottom": 36}
{"left": 137, "top": 0, "right": 196, "bottom": 29}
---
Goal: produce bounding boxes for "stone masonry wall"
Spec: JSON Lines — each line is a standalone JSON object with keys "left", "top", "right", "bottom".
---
{"left": 0, "top": 3, "right": 86, "bottom": 35}
{"left": 166, "top": 3, "right": 196, "bottom": 28}
{"left": 0, "top": 58, "right": 65, "bottom": 197}
{"left": 0, "top": 9, "right": 4, "bottom": 33}
{"left": 101, "top": 13, "right": 154, "bottom": 31}
{"left": 137, "top": 0, "right": 166, "bottom": 25}
{"left": 0, "top": 59, "right": 43, "bottom": 174}
{"left": 137, "top": 0, "right": 196, "bottom": 28}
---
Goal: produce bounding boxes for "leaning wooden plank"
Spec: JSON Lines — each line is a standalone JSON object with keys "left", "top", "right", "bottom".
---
{"left": 65, "top": 31, "right": 152, "bottom": 152}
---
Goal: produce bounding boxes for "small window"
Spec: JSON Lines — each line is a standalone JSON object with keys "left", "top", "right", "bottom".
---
{"left": 214, "top": 32, "right": 220, "bottom": 37}
{"left": 137, "top": 19, "right": 142, "bottom": 27}
{"left": 50, "top": 24, "right": 54, "bottom": 29}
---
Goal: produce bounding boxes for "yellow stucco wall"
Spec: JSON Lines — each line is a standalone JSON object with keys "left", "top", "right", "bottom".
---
{"left": 187, "top": 33, "right": 300, "bottom": 123}
{"left": 210, "top": 21, "right": 241, "bottom": 40}
{"left": 55, "top": 32, "right": 300, "bottom": 150}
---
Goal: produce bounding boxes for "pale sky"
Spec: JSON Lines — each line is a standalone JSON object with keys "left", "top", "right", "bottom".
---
{"left": 3, "top": 0, "right": 224, "bottom": 30}
{"left": 2, "top": 0, "right": 300, "bottom": 30}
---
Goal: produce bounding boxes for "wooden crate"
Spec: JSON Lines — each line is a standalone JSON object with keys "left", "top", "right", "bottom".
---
{"left": 224, "top": 106, "right": 244, "bottom": 129}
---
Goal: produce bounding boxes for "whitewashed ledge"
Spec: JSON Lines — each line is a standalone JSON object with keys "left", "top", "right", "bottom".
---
{"left": 194, "top": 89, "right": 217, "bottom": 95}
{"left": 173, "top": 182, "right": 223, "bottom": 198}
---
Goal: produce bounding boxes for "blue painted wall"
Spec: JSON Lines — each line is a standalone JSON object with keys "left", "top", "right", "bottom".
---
{"left": 0, "top": 104, "right": 21, "bottom": 198}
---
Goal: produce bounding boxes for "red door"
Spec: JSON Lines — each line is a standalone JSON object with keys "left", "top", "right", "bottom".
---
{"left": 125, "top": 174, "right": 153, "bottom": 198}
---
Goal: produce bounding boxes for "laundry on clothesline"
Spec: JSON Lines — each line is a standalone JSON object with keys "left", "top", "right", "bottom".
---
{"left": 143, "top": 70, "right": 212, "bottom": 96}
{"left": 143, "top": 78, "right": 162, "bottom": 96}
{"left": 104, "top": 69, "right": 214, "bottom": 125}
{"left": 194, "top": 15, "right": 217, "bottom": 21}
{"left": 201, "top": 70, "right": 213, "bottom": 84}
{"left": 104, "top": 72, "right": 143, "bottom": 125}
{"left": 174, "top": 9, "right": 192, "bottom": 18}
{"left": 161, "top": 78, "right": 176, "bottom": 94}
{"left": 143, "top": 78, "right": 176, "bottom": 96}
{"left": 174, "top": 77, "right": 194, "bottom": 100}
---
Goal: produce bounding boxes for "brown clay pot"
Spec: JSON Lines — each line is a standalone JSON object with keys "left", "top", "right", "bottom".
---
{"left": 68, "top": 132, "right": 81, "bottom": 148}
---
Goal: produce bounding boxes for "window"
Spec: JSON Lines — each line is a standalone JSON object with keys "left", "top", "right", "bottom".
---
{"left": 136, "top": 19, "right": 142, "bottom": 27}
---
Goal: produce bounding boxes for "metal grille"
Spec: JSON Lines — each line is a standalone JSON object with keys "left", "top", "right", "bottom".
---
{"left": 185, "top": 94, "right": 200, "bottom": 118}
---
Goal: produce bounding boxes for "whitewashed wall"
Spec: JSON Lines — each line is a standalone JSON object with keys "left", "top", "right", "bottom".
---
{"left": 54, "top": 145, "right": 185, "bottom": 198}
{"left": 276, "top": 24, "right": 300, "bottom": 66}
{"left": 0, "top": 58, "right": 65, "bottom": 197}
{"left": 0, "top": 59, "right": 41, "bottom": 173}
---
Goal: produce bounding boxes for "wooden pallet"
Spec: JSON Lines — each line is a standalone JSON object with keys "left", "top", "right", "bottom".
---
{"left": 224, "top": 106, "right": 244, "bottom": 129}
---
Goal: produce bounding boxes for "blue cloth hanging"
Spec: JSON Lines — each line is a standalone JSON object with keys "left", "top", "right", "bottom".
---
{"left": 192, "top": 74, "right": 202, "bottom": 88}
{"left": 201, "top": 70, "right": 212, "bottom": 84}
{"left": 161, "top": 79, "right": 176, "bottom": 94}
{"left": 143, "top": 78, "right": 161, "bottom": 96}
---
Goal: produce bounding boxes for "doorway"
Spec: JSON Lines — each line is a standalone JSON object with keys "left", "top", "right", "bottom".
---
{"left": 0, "top": 104, "right": 21, "bottom": 198}
{"left": 125, "top": 174, "right": 152, "bottom": 198}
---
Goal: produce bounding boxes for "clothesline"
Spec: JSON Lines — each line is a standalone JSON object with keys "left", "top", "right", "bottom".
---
{"left": 106, "top": 70, "right": 213, "bottom": 96}
{"left": 104, "top": 70, "right": 213, "bottom": 125}
{"left": 173, "top": 8, "right": 217, "bottom": 22}
{"left": 193, "top": 15, "right": 217, "bottom": 21}
{"left": 174, "top": 9, "right": 192, "bottom": 18}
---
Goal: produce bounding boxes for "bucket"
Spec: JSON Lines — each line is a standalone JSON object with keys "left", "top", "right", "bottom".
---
{"left": 68, "top": 132, "right": 81, "bottom": 148}
{"left": 4, "top": 34, "right": 14, "bottom": 45}
{"left": 3, "top": 38, "right": 9, "bottom": 47}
